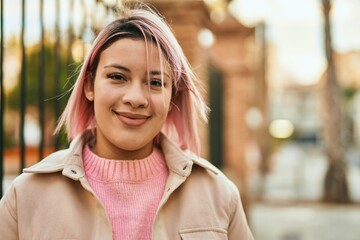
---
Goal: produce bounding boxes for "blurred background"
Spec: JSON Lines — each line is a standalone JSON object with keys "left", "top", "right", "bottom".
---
{"left": 1, "top": 0, "right": 360, "bottom": 239}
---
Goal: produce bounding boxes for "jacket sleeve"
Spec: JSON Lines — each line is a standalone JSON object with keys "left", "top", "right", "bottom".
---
{"left": 228, "top": 182, "right": 254, "bottom": 240}
{"left": 0, "top": 184, "right": 19, "bottom": 239}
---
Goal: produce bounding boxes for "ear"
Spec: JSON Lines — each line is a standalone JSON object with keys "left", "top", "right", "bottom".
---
{"left": 84, "top": 78, "right": 94, "bottom": 101}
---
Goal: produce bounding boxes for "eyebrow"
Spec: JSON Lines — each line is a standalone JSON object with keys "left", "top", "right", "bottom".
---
{"left": 104, "top": 64, "right": 171, "bottom": 79}
{"left": 104, "top": 64, "right": 130, "bottom": 72}
{"left": 150, "top": 70, "right": 171, "bottom": 79}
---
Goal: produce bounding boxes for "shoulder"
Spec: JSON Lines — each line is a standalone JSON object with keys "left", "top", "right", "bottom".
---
{"left": 6, "top": 147, "right": 75, "bottom": 196}
{"left": 186, "top": 152, "right": 240, "bottom": 200}
{"left": 5, "top": 134, "right": 90, "bottom": 199}
{"left": 163, "top": 152, "right": 245, "bottom": 233}
{"left": 159, "top": 133, "right": 240, "bottom": 200}
{"left": 8, "top": 162, "right": 66, "bottom": 196}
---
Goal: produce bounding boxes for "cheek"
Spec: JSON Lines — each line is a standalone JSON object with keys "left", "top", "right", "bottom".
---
{"left": 94, "top": 81, "right": 119, "bottom": 102}
{"left": 153, "top": 93, "right": 172, "bottom": 117}
{"left": 151, "top": 103, "right": 170, "bottom": 119}
{"left": 153, "top": 104, "right": 169, "bottom": 118}
{"left": 96, "top": 81, "right": 112, "bottom": 96}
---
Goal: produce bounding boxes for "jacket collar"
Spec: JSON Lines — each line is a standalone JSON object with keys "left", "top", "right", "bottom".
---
{"left": 160, "top": 133, "right": 218, "bottom": 176}
{"left": 23, "top": 133, "right": 87, "bottom": 180}
{"left": 23, "top": 131, "right": 218, "bottom": 178}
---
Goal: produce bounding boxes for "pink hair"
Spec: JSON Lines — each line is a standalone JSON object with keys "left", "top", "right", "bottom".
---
{"left": 56, "top": 5, "right": 209, "bottom": 154}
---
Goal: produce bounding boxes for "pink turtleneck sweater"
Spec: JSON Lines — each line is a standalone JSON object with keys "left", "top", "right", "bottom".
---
{"left": 83, "top": 145, "right": 169, "bottom": 240}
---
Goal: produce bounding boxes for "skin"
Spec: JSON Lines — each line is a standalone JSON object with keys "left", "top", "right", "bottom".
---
{"left": 84, "top": 38, "right": 172, "bottom": 160}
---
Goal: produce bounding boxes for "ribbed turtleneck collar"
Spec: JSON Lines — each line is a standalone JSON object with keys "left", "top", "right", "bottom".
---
{"left": 83, "top": 145, "right": 167, "bottom": 182}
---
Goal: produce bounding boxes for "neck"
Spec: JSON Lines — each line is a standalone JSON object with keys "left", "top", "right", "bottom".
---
{"left": 90, "top": 141, "right": 154, "bottom": 160}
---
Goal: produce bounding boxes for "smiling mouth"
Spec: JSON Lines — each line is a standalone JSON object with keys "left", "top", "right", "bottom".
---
{"left": 112, "top": 110, "right": 150, "bottom": 126}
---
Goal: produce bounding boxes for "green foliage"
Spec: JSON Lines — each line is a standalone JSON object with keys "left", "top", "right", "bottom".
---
{"left": 342, "top": 87, "right": 358, "bottom": 102}
{"left": 5, "top": 40, "right": 81, "bottom": 148}
{"left": 6, "top": 42, "right": 77, "bottom": 110}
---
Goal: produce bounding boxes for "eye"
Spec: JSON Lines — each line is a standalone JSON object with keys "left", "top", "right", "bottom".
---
{"left": 150, "top": 79, "right": 164, "bottom": 87}
{"left": 107, "top": 73, "right": 125, "bottom": 81}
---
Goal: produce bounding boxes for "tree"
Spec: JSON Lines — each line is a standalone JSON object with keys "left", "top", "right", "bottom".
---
{"left": 321, "top": 0, "right": 350, "bottom": 203}
{"left": 5, "top": 40, "right": 76, "bottom": 149}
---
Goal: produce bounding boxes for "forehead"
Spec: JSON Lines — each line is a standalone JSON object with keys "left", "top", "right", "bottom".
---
{"left": 99, "top": 38, "right": 168, "bottom": 68}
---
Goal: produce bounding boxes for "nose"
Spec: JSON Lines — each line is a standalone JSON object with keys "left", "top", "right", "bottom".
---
{"left": 122, "top": 81, "right": 149, "bottom": 108}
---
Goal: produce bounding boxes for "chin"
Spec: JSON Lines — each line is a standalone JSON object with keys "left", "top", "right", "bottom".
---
{"left": 115, "top": 142, "right": 148, "bottom": 151}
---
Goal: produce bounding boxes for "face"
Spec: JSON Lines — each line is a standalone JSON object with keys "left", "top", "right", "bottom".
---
{"left": 85, "top": 38, "right": 172, "bottom": 160}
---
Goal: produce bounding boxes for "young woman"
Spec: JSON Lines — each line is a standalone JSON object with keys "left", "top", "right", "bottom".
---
{"left": 0, "top": 4, "right": 254, "bottom": 240}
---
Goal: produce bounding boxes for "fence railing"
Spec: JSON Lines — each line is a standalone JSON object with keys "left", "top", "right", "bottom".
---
{"left": 0, "top": 0, "right": 121, "bottom": 196}
{"left": 0, "top": 0, "right": 5, "bottom": 197}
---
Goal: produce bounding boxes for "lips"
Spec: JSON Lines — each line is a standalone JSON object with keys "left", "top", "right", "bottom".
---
{"left": 112, "top": 110, "right": 150, "bottom": 126}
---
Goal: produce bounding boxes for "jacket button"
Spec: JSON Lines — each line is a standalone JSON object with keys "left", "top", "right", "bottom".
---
{"left": 71, "top": 169, "right": 77, "bottom": 174}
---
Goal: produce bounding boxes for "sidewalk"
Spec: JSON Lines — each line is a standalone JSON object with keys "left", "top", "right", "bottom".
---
{"left": 249, "top": 203, "right": 360, "bottom": 240}
{"left": 248, "top": 142, "right": 360, "bottom": 240}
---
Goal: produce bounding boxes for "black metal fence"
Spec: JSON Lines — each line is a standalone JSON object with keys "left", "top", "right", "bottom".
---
{"left": 0, "top": 0, "right": 4, "bottom": 198}
{"left": 0, "top": 0, "right": 121, "bottom": 196}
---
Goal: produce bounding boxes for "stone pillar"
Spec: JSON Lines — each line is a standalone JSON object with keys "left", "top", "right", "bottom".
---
{"left": 209, "top": 16, "right": 255, "bottom": 205}
{"left": 148, "top": 0, "right": 211, "bottom": 159}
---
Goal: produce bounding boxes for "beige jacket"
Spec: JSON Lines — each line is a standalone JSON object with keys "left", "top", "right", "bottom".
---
{"left": 0, "top": 132, "right": 254, "bottom": 240}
